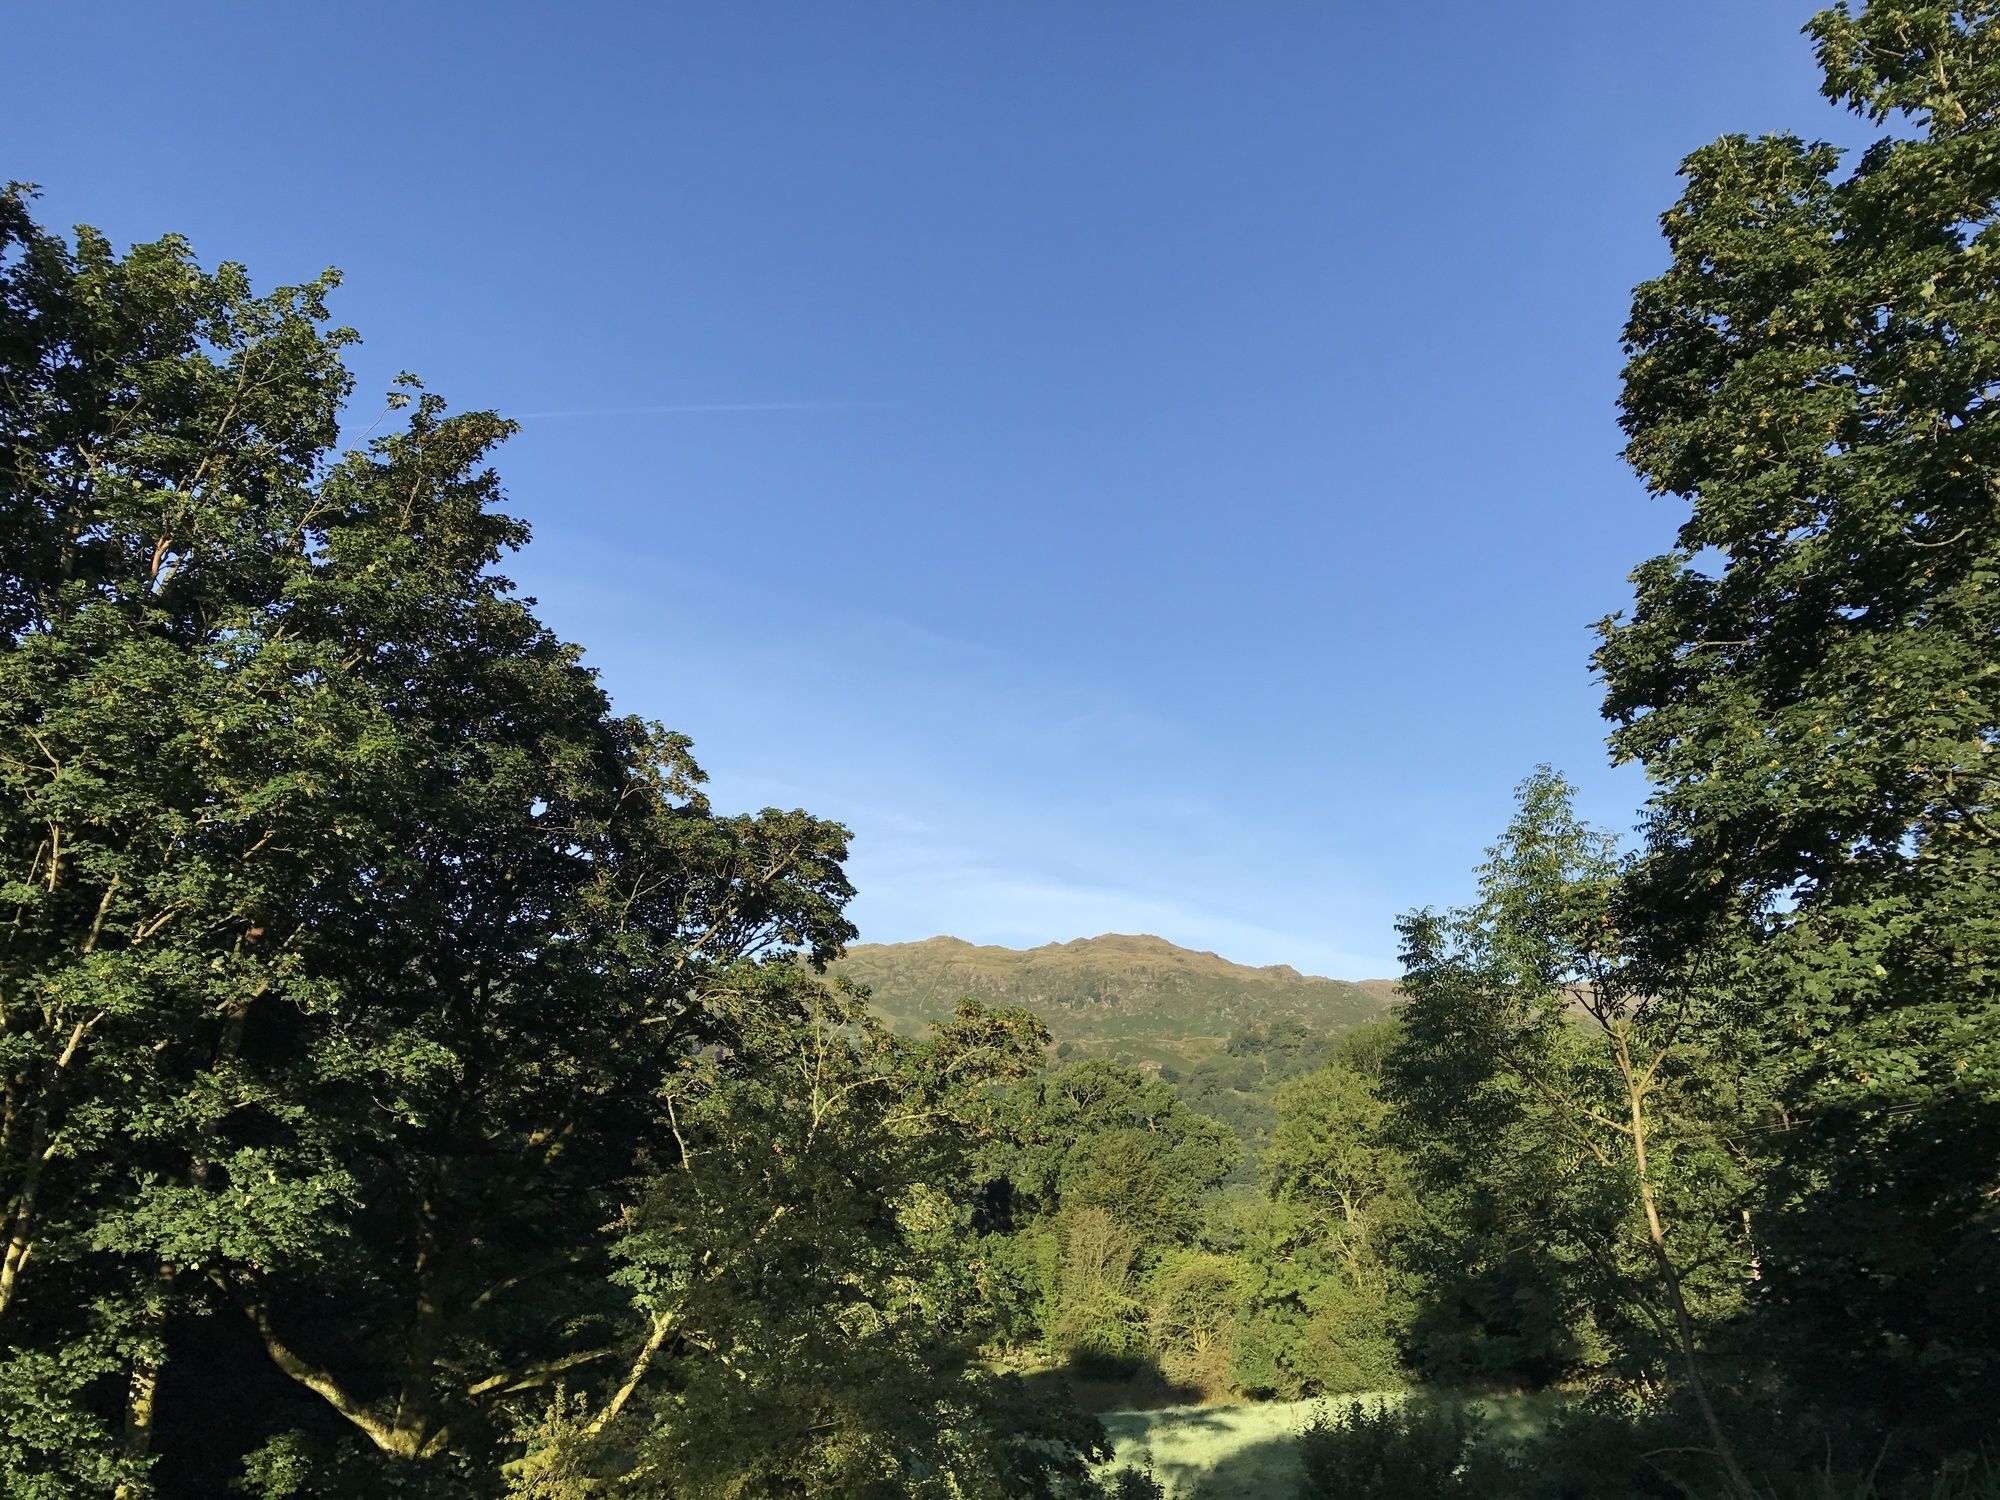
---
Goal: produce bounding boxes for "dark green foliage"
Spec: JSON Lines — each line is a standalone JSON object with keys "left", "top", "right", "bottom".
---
{"left": 1007, "top": 1061, "right": 1241, "bottom": 1242}
{"left": 0, "top": 188, "right": 1107, "bottom": 1498}
{"left": 1361, "top": 1, "right": 2000, "bottom": 1490}
{"left": 1103, "top": 1465, "right": 1166, "bottom": 1500}
{"left": 1294, "top": 1395, "right": 2000, "bottom": 1500}
{"left": 0, "top": 1338, "right": 147, "bottom": 1496}
{"left": 1387, "top": 773, "right": 1753, "bottom": 1422}
{"left": 1176, "top": 1021, "right": 1339, "bottom": 1174}
{"left": 968, "top": 1025, "right": 1413, "bottom": 1405}
{"left": 970, "top": 1060, "right": 1242, "bottom": 1380}
{"left": 1602, "top": 0, "right": 2000, "bottom": 1456}
{"left": 10, "top": 0, "right": 1999, "bottom": 1488}
{"left": 597, "top": 980, "right": 1104, "bottom": 1500}
{"left": 1296, "top": 1398, "right": 1488, "bottom": 1500}
{"left": 1233, "top": 1027, "right": 1411, "bottom": 1398}
{"left": 1389, "top": 1184, "right": 1600, "bottom": 1389}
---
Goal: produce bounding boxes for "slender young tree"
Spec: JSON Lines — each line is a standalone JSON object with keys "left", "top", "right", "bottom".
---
{"left": 1389, "top": 772, "right": 1760, "bottom": 1500}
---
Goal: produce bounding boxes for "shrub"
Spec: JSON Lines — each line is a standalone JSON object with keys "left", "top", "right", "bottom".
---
{"left": 1297, "top": 1397, "right": 1488, "bottom": 1500}
{"left": 1102, "top": 1463, "right": 1167, "bottom": 1500}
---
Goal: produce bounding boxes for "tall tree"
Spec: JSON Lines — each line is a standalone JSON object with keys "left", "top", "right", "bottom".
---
{"left": 0, "top": 187, "right": 378, "bottom": 1491}
{"left": 436, "top": 977, "right": 1100, "bottom": 1500}
{"left": 1006, "top": 1061, "right": 1241, "bottom": 1244}
{"left": 1601, "top": 0, "right": 2000, "bottom": 1449}
{"left": 0, "top": 189, "right": 1113, "bottom": 1497}
{"left": 1389, "top": 773, "right": 1759, "bottom": 1499}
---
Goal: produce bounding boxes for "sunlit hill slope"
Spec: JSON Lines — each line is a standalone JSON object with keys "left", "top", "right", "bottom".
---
{"left": 836, "top": 933, "right": 1399, "bottom": 1071}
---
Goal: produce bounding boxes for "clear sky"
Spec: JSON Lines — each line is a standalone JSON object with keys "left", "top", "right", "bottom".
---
{"left": 12, "top": 2, "right": 1857, "bottom": 975}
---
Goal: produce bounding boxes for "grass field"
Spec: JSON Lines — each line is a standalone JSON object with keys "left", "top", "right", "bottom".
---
{"left": 1102, "top": 1398, "right": 1317, "bottom": 1499}
{"left": 1100, "top": 1392, "right": 1566, "bottom": 1500}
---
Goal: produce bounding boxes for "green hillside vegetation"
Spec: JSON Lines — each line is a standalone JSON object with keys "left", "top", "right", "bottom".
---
{"left": 840, "top": 934, "right": 1398, "bottom": 1071}
{"left": 1167, "top": 1021, "right": 1349, "bottom": 1175}
{"left": 842, "top": 937, "right": 1397, "bottom": 1173}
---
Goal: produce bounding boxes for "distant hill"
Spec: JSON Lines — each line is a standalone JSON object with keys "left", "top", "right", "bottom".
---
{"left": 836, "top": 933, "right": 1400, "bottom": 1072}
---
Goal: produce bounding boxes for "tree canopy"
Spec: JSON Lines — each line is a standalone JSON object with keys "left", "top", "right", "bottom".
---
{"left": 0, "top": 187, "right": 1118, "bottom": 1498}
{"left": 1602, "top": 0, "right": 2000, "bottom": 1449}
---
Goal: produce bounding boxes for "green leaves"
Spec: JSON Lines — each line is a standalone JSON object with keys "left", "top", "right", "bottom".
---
{"left": 1810, "top": 0, "right": 2000, "bottom": 127}
{"left": 0, "top": 188, "right": 978, "bottom": 1496}
{"left": 1009, "top": 1060, "right": 1242, "bottom": 1244}
{"left": 585, "top": 975, "right": 1095, "bottom": 1498}
{"left": 1385, "top": 773, "right": 1757, "bottom": 1419}
{"left": 1598, "top": 0, "right": 2000, "bottom": 1454}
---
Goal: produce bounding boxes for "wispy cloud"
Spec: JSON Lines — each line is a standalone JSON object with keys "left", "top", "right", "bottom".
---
{"left": 513, "top": 400, "right": 894, "bottom": 419}
{"left": 517, "top": 566, "right": 1408, "bottom": 977}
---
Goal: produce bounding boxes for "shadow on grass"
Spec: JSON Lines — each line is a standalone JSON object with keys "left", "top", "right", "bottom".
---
{"left": 1179, "top": 1432, "right": 1301, "bottom": 1500}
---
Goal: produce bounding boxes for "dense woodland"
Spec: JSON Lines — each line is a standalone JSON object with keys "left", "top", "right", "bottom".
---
{"left": 3, "top": 1, "right": 1998, "bottom": 1495}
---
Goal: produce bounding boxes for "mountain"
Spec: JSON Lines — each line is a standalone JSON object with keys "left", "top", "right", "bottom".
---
{"left": 836, "top": 933, "right": 1399, "bottom": 1071}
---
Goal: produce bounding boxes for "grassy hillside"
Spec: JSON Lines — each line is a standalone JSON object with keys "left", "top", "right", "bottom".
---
{"left": 837, "top": 934, "right": 1398, "bottom": 1072}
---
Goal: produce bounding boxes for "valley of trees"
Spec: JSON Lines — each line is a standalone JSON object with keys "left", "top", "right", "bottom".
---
{"left": 2, "top": 0, "right": 1997, "bottom": 1495}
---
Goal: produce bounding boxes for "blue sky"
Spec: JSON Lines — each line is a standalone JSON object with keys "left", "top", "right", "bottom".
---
{"left": 13, "top": 3, "right": 1854, "bottom": 975}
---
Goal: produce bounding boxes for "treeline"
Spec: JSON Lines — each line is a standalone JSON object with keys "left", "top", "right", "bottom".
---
{"left": 963, "top": 1027, "right": 1408, "bottom": 1404}
{"left": 952, "top": 2, "right": 2000, "bottom": 1493}
{"left": 1293, "top": 0, "right": 2000, "bottom": 1492}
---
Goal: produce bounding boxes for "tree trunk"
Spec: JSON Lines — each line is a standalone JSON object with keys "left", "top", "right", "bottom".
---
{"left": 390, "top": 1186, "right": 449, "bottom": 1457}
{"left": 1622, "top": 1051, "right": 1759, "bottom": 1500}
{"left": 0, "top": 1107, "right": 49, "bottom": 1321}
{"left": 111, "top": 1264, "right": 172, "bottom": 1500}
{"left": 110, "top": 1357, "right": 161, "bottom": 1500}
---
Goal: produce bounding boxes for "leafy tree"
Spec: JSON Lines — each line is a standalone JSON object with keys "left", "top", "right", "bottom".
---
{"left": 1233, "top": 1029, "right": 1409, "bottom": 1398}
{"left": 1048, "top": 1205, "right": 1147, "bottom": 1372}
{"left": 1262, "top": 1039, "right": 1397, "bottom": 1236}
{"left": 967, "top": 1060, "right": 1243, "bottom": 1378}
{"left": 508, "top": 976, "right": 1107, "bottom": 1500}
{"left": 0, "top": 184, "right": 404, "bottom": 1489}
{"left": 1141, "top": 1248, "right": 1243, "bottom": 1397}
{"left": 1602, "top": 0, "right": 2000, "bottom": 1450}
{"left": 0, "top": 189, "right": 1110, "bottom": 1497}
{"left": 1006, "top": 1061, "right": 1240, "bottom": 1247}
{"left": 1389, "top": 772, "right": 1758, "bottom": 1498}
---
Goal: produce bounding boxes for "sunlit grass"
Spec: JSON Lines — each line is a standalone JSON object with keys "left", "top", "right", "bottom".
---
{"left": 1100, "top": 1391, "right": 1571, "bottom": 1500}
{"left": 1103, "top": 1395, "right": 2000, "bottom": 1500}
{"left": 1101, "top": 1397, "right": 1319, "bottom": 1499}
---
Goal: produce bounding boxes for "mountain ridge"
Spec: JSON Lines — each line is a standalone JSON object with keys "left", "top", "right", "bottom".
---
{"left": 836, "top": 932, "right": 1400, "bottom": 1071}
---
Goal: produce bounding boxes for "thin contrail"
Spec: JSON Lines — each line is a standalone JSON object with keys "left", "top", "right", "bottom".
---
{"left": 512, "top": 400, "right": 892, "bottom": 419}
